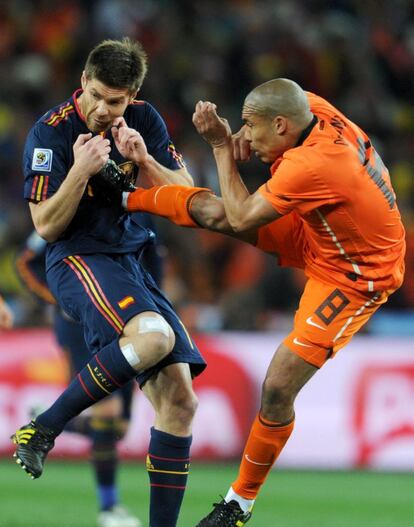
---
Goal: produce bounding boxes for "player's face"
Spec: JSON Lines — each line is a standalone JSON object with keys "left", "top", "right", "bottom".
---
{"left": 242, "top": 107, "right": 287, "bottom": 163}
{"left": 79, "top": 74, "right": 136, "bottom": 133}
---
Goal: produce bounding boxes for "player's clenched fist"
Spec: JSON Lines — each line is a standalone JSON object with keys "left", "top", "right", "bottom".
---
{"left": 193, "top": 101, "right": 232, "bottom": 149}
{"left": 72, "top": 133, "right": 111, "bottom": 180}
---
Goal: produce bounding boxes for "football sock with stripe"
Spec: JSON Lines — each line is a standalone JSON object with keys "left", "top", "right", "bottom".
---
{"left": 64, "top": 415, "right": 123, "bottom": 511}
{"left": 64, "top": 415, "right": 92, "bottom": 436}
{"left": 231, "top": 413, "right": 295, "bottom": 499}
{"left": 124, "top": 185, "right": 212, "bottom": 227}
{"left": 90, "top": 418, "right": 119, "bottom": 511}
{"left": 146, "top": 427, "right": 192, "bottom": 527}
{"left": 36, "top": 340, "right": 136, "bottom": 435}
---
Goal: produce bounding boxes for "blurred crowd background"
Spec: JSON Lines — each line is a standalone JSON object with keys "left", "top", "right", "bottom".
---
{"left": 0, "top": 0, "right": 413, "bottom": 333}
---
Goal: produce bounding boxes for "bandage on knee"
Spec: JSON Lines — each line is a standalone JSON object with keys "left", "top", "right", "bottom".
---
{"left": 121, "top": 343, "right": 140, "bottom": 367}
{"left": 125, "top": 185, "right": 213, "bottom": 227}
{"left": 138, "top": 316, "right": 170, "bottom": 337}
{"left": 120, "top": 317, "right": 172, "bottom": 367}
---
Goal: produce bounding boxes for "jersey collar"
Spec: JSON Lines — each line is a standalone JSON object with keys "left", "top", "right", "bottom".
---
{"left": 72, "top": 88, "right": 87, "bottom": 123}
{"left": 294, "top": 114, "right": 318, "bottom": 147}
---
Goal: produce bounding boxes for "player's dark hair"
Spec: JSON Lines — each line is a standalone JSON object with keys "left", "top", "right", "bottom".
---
{"left": 84, "top": 38, "right": 148, "bottom": 93}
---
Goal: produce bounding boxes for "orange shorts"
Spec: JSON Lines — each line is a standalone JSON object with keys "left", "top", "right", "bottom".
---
{"left": 256, "top": 213, "right": 390, "bottom": 367}
{"left": 284, "top": 278, "right": 389, "bottom": 367}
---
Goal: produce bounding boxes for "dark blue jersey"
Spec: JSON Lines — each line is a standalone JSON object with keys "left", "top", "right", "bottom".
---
{"left": 23, "top": 89, "right": 185, "bottom": 271}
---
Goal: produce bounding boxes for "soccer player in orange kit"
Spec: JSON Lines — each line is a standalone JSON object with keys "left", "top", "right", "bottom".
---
{"left": 121, "top": 78, "right": 406, "bottom": 526}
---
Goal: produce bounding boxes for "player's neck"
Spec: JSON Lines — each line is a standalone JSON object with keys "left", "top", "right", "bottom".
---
{"left": 77, "top": 92, "right": 85, "bottom": 117}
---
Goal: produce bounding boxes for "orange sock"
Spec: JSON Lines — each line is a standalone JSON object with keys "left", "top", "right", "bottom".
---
{"left": 126, "top": 185, "right": 212, "bottom": 227}
{"left": 232, "top": 413, "right": 295, "bottom": 499}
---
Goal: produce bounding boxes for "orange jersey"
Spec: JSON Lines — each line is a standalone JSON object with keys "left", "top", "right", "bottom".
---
{"left": 259, "top": 92, "right": 406, "bottom": 294}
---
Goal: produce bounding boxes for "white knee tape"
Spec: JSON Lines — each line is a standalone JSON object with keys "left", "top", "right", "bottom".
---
{"left": 138, "top": 316, "right": 170, "bottom": 337}
{"left": 121, "top": 343, "right": 140, "bottom": 367}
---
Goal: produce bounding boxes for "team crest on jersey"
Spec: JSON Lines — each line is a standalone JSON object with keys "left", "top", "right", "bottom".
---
{"left": 32, "top": 148, "right": 53, "bottom": 172}
{"left": 119, "top": 161, "right": 135, "bottom": 177}
{"left": 119, "top": 161, "right": 136, "bottom": 186}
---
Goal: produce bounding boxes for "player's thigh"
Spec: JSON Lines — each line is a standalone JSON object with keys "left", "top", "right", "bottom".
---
{"left": 284, "top": 278, "right": 388, "bottom": 367}
{"left": 256, "top": 211, "right": 305, "bottom": 268}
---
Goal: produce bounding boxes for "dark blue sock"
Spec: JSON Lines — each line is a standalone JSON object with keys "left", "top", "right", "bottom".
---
{"left": 36, "top": 340, "right": 136, "bottom": 435}
{"left": 98, "top": 485, "right": 118, "bottom": 512}
{"left": 64, "top": 415, "right": 92, "bottom": 436}
{"left": 147, "top": 427, "right": 192, "bottom": 527}
{"left": 90, "top": 420, "right": 119, "bottom": 511}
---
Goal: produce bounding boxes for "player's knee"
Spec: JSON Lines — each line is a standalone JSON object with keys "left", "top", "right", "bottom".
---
{"left": 121, "top": 314, "right": 175, "bottom": 369}
{"left": 262, "top": 376, "right": 295, "bottom": 409}
{"left": 164, "top": 389, "right": 198, "bottom": 424}
{"left": 139, "top": 330, "right": 172, "bottom": 362}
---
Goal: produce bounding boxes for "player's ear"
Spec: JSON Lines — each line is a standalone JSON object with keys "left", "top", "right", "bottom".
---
{"left": 273, "top": 115, "right": 287, "bottom": 135}
{"left": 81, "top": 71, "right": 88, "bottom": 89}
{"left": 129, "top": 90, "right": 138, "bottom": 103}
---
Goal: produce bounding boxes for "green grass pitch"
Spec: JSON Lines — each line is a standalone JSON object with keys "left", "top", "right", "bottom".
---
{"left": 0, "top": 459, "right": 413, "bottom": 526}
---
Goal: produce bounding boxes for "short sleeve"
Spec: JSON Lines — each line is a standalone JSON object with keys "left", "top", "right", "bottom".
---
{"left": 259, "top": 153, "right": 342, "bottom": 216}
{"left": 23, "top": 123, "right": 69, "bottom": 202}
{"left": 142, "top": 103, "right": 186, "bottom": 170}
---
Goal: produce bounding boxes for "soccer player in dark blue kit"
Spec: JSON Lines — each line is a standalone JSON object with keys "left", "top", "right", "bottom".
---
{"left": 16, "top": 229, "right": 153, "bottom": 527}
{"left": 13, "top": 38, "right": 206, "bottom": 527}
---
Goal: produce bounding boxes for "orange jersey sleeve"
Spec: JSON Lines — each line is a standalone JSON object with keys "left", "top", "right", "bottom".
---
{"left": 258, "top": 93, "right": 405, "bottom": 293}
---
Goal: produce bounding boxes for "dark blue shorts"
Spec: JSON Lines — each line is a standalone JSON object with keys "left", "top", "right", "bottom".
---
{"left": 47, "top": 253, "right": 206, "bottom": 386}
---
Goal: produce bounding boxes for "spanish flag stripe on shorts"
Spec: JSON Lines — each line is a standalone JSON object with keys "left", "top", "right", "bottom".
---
{"left": 73, "top": 256, "right": 125, "bottom": 327}
{"left": 64, "top": 256, "right": 124, "bottom": 333}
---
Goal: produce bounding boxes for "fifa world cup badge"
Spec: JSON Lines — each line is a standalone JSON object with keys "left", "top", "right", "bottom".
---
{"left": 32, "top": 148, "right": 53, "bottom": 172}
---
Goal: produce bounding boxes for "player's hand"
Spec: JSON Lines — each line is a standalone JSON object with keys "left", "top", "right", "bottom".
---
{"left": 111, "top": 117, "right": 149, "bottom": 165}
{"left": 0, "top": 297, "right": 13, "bottom": 330}
{"left": 193, "top": 101, "right": 232, "bottom": 149}
{"left": 232, "top": 125, "right": 251, "bottom": 162}
{"left": 72, "top": 133, "right": 111, "bottom": 179}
